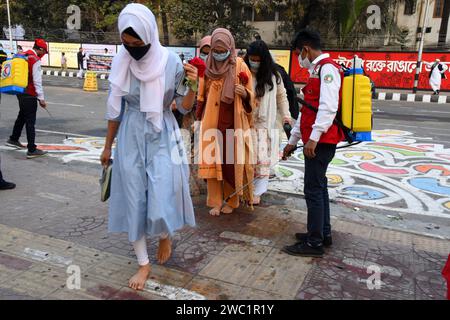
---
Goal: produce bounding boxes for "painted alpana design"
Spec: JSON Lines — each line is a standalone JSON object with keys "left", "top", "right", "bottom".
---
{"left": 2, "top": 130, "right": 449, "bottom": 217}
{"left": 272, "top": 130, "right": 450, "bottom": 218}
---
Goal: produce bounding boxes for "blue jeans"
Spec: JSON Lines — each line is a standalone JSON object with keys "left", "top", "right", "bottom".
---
{"left": 304, "top": 143, "right": 336, "bottom": 247}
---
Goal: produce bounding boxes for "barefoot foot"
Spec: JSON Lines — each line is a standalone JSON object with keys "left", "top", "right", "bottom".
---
{"left": 221, "top": 204, "right": 234, "bottom": 214}
{"left": 129, "top": 264, "right": 151, "bottom": 291}
{"left": 157, "top": 238, "right": 172, "bottom": 265}
{"left": 209, "top": 207, "right": 221, "bottom": 216}
{"left": 252, "top": 196, "right": 261, "bottom": 206}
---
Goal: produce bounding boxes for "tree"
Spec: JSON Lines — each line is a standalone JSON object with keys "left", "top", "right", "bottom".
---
{"left": 162, "top": 0, "right": 258, "bottom": 46}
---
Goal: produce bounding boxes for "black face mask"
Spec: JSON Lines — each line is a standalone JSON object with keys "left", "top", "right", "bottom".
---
{"left": 124, "top": 44, "right": 151, "bottom": 61}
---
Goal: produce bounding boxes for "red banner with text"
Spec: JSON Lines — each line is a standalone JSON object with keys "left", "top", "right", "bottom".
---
{"left": 290, "top": 51, "right": 450, "bottom": 91}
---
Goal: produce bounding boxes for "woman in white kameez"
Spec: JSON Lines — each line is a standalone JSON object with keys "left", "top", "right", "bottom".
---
{"left": 426, "top": 59, "right": 448, "bottom": 95}
{"left": 100, "top": 3, "right": 198, "bottom": 291}
{"left": 244, "top": 40, "right": 292, "bottom": 205}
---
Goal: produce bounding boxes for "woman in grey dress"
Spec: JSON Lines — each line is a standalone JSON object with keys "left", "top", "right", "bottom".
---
{"left": 100, "top": 3, "right": 198, "bottom": 291}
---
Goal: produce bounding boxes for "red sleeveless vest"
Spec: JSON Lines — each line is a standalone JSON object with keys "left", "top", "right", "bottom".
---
{"left": 300, "top": 57, "right": 344, "bottom": 145}
{"left": 24, "top": 50, "right": 40, "bottom": 97}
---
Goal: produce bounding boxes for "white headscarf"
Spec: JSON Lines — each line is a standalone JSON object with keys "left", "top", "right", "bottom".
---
{"left": 107, "top": 3, "right": 169, "bottom": 132}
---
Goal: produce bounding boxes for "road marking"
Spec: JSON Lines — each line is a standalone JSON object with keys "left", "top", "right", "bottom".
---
{"left": 37, "top": 192, "right": 72, "bottom": 203}
{"left": 378, "top": 124, "right": 450, "bottom": 132}
{"left": 143, "top": 280, "right": 206, "bottom": 300}
{"left": 47, "top": 102, "right": 85, "bottom": 107}
{"left": 23, "top": 248, "right": 73, "bottom": 267}
{"left": 35, "top": 129, "right": 91, "bottom": 138}
{"left": 429, "top": 110, "right": 450, "bottom": 114}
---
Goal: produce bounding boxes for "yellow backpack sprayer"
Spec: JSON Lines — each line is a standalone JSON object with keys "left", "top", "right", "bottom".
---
{"left": 0, "top": 54, "right": 29, "bottom": 95}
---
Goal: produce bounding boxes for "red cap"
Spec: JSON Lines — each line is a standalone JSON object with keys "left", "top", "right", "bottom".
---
{"left": 34, "top": 38, "right": 48, "bottom": 53}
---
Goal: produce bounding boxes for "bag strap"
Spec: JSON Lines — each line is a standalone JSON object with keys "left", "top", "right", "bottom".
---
{"left": 297, "top": 96, "right": 353, "bottom": 143}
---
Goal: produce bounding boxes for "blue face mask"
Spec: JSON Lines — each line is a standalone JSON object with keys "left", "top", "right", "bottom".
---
{"left": 212, "top": 51, "right": 230, "bottom": 62}
{"left": 199, "top": 53, "right": 208, "bottom": 62}
{"left": 249, "top": 60, "right": 260, "bottom": 71}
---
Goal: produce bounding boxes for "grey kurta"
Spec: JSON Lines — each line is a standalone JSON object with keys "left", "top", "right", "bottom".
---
{"left": 107, "top": 52, "right": 196, "bottom": 242}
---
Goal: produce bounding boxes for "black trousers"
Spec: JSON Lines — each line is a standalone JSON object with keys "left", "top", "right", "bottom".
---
{"left": 10, "top": 94, "right": 38, "bottom": 152}
{"left": 304, "top": 143, "right": 337, "bottom": 247}
{"left": 0, "top": 154, "right": 4, "bottom": 182}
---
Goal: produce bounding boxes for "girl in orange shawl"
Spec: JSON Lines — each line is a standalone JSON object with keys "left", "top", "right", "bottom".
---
{"left": 196, "top": 28, "right": 255, "bottom": 216}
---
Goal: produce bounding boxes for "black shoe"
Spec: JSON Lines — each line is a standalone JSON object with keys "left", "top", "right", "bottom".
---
{"left": 282, "top": 242, "right": 324, "bottom": 258}
{"left": 0, "top": 180, "right": 16, "bottom": 190}
{"left": 27, "top": 149, "right": 48, "bottom": 159}
{"left": 6, "top": 139, "right": 26, "bottom": 149}
{"left": 295, "top": 233, "right": 333, "bottom": 247}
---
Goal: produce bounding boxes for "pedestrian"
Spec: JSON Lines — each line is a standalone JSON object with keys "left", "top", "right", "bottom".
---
{"left": 0, "top": 44, "right": 6, "bottom": 64}
{"left": 199, "top": 36, "right": 212, "bottom": 62}
{"left": 0, "top": 156, "right": 15, "bottom": 190}
{"left": 244, "top": 40, "right": 291, "bottom": 205}
{"left": 6, "top": 38, "right": 49, "bottom": 159}
{"left": 237, "top": 50, "right": 246, "bottom": 59}
{"left": 17, "top": 45, "right": 24, "bottom": 54}
{"left": 60, "top": 52, "right": 68, "bottom": 72}
{"left": 427, "top": 59, "right": 448, "bottom": 95}
{"left": 282, "top": 29, "right": 344, "bottom": 258}
{"left": 195, "top": 28, "right": 255, "bottom": 216}
{"left": 276, "top": 63, "right": 300, "bottom": 120}
{"left": 104, "top": 48, "right": 109, "bottom": 55}
{"left": 0, "top": 45, "right": 6, "bottom": 104}
{"left": 77, "top": 47, "right": 85, "bottom": 78}
{"left": 100, "top": 3, "right": 197, "bottom": 291}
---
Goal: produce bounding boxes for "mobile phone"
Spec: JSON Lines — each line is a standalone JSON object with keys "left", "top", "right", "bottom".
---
{"left": 176, "top": 70, "right": 189, "bottom": 97}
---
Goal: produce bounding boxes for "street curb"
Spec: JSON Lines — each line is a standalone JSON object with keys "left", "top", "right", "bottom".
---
{"left": 295, "top": 86, "right": 449, "bottom": 104}
{"left": 372, "top": 91, "right": 450, "bottom": 104}
{"left": 41, "top": 70, "right": 110, "bottom": 80}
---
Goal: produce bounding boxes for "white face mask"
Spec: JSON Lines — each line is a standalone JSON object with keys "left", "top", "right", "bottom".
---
{"left": 298, "top": 48, "right": 311, "bottom": 69}
{"left": 249, "top": 60, "right": 260, "bottom": 72}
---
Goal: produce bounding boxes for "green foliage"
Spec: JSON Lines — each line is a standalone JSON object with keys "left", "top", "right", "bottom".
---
{"left": 162, "top": 0, "right": 258, "bottom": 46}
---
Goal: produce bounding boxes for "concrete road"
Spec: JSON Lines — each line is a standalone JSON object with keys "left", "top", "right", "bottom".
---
{"left": 373, "top": 100, "right": 450, "bottom": 148}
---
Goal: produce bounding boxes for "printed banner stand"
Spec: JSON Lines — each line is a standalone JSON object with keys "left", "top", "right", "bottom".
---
{"left": 83, "top": 72, "right": 98, "bottom": 92}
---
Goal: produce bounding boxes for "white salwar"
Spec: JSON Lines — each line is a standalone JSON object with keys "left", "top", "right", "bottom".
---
{"left": 252, "top": 73, "right": 290, "bottom": 197}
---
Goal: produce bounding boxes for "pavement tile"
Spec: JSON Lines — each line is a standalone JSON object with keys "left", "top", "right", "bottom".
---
{"left": 243, "top": 248, "right": 313, "bottom": 298}
{"left": 1, "top": 264, "right": 67, "bottom": 298}
{"left": 199, "top": 256, "right": 259, "bottom": 286}
{"left": 333, "top": 220, "right": 373, "bottom": 239}
{"left": 218, "top": 243, "right": 272, "bottom": 264}
{"left": 369, "top": 228, "right": 414, "bottom": 247}
{"left": 238, "top": 287, "right": 290, "bottom": 300}
{"left": 44, "top": 278, "right": 122, "bottom": 300}
{"left": 0, "top": 287, "right": 36, "bottom": 300}
{"left": 109, "top": 287, "right": 167, "bottom": 300}
{"left": 184, "top": 276, "right": 242, "bottom": 300}
{"left": 412, "top": 235, "right": 450, "bottom": 255}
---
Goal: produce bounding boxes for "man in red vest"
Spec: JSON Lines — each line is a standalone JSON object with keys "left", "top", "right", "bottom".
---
{"left": 282, "top": 29, "right": 344, "bottom": 258}
{"left": 6, "top": 38, "right": 48, "bottom": 159}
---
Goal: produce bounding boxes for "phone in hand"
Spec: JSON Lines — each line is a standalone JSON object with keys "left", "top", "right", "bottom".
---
{"left": 176, "top": 70, "right": 189, "bottom": 97}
